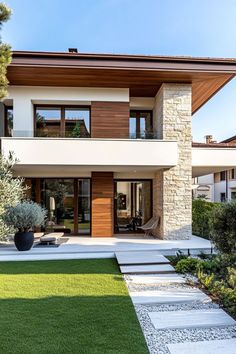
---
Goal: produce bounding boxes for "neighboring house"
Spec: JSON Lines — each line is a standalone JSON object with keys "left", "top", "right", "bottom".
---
{"left": 193, "top": 135, "right": 236, "bottom": 202}
{"left": 1, "top": 50, "right": 236, "bottom": 239}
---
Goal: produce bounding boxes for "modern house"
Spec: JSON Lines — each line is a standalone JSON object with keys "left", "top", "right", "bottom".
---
{"left": 1, "top": 50, "right": 236, "bottom": 239}
{"left": 193, "top": 135, "right": 236, "bottom": 202}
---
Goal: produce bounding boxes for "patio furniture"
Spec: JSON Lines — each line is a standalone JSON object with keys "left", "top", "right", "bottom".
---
{"left": 138, "top": 216, "right": 160, "bottom": 237}
{"left": 40, "top": 232, "right": 64, "bottom": 245}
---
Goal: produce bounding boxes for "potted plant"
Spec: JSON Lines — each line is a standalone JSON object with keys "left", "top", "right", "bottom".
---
{"left": 2, "top": 200, "right": 47, "bottom": 251}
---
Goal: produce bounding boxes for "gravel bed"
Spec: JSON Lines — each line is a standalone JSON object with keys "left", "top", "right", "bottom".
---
{"left": 136, "top": 303, "right": 236, "bottom": 354}
{"left": 126, "top": 282, "right": 193, "bottom": 292}
{"left": 124, "top": 273, "right": 235, "bottom": 354}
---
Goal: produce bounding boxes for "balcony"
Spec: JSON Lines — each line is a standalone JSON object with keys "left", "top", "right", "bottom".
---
{"left": 0, "top": 137, "right": 178, "bottom": 173}
{"left": 192, "top": 146, "right": 236, "bottom": 177}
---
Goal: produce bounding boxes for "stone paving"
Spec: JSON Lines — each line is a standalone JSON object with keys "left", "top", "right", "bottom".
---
{"left": 116, "top": 251, "right": 236, "bottom": 354}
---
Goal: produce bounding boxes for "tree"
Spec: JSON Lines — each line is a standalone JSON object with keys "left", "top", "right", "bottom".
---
{"left": 0, "top": 154, "right": 26, "bottom": 240}
{"left": 0, "top": 3, "right": 12, "bottom": 100}
{"left": 210, "top": 201, "right": 236, "bottom": 254}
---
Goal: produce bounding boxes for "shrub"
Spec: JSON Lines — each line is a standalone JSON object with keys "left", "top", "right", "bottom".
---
{"left": 210, "top": 201, "right": 236, "bottom": 254}
{"left": 192, "top": 199, "right": 219, "bottom": 239}
{"left": 175, "top": 258, "right": 201, "bottom": 273}
{"left": 174, "top": 255, "right": 236, "bottom": 317}
{"left": 2, "top": 200, "right": 47, "bottom": 232}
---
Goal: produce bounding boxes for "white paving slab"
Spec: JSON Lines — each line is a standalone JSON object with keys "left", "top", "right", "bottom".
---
{"left": 127, "top": 273, "right": 186, "bottom": 284}
{"left": 149, "top": 309, "right": 236, "bottom": 330}
{"left": 168, "top": 339, "right": 236, "bottom": 354}
{"left": 130, "top": 288, "right": 211, "bottom": 305}
{"left": 120, "top": 264, "right": 175, "bottom": 274}
{"left": 115, "top": 251, "right": 169, "bottom": 265}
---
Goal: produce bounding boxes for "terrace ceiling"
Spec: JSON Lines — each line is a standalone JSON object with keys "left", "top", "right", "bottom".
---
{"left": 7, "top": 51, "right": 236, "bottom": 114}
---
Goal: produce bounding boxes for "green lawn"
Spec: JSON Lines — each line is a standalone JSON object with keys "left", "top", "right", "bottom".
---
{"left": 0, "top": 259, "right": 148, "bottom": 354}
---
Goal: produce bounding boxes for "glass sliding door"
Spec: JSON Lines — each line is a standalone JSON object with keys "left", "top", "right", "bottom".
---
{"left": 29, "top": 178, "right": 91, "bottom": 235}
{"left": 35, "top": 105, "right": 90, "bottom": 138}
{"left": 115, "top": 180, "right": 152, "bottom": 233}
{"left": 65, "top": 108, "right": 90, "bottom": 138}
{"left": 129, "top": 111, "right": 153, "bottom": 139}
{"left": 78, "top": 179, "right": 91, "bottom": 235}
{"left": 41, "top": 179, "right": 75, "bottom": 233}
{"left": 35, "top": 107, "right": 61, "bottom": 137}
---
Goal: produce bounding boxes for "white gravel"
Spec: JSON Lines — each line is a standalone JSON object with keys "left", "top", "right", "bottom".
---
{"left": 135, "top": 303, "right": 236, "bottom": 354}
{"left": 123, "top": 273, "right": 236, "bottom": 354}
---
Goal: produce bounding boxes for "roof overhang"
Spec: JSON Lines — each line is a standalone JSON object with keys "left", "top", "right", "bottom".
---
{"left": 7, "top": 51, "right": 236, "bottom": 114}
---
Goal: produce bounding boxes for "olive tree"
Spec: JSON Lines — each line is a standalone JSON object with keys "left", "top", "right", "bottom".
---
{"left": 0, "top": 154, "right": 26, "bottom": 239}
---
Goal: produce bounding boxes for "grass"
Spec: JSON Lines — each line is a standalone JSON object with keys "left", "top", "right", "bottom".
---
{"left": 0, "top": 259, "right": 148, "bottom": 354}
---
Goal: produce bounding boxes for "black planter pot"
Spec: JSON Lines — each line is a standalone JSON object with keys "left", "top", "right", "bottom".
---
{"left": 14, "top": 231, "right": 34, "bottom": 251}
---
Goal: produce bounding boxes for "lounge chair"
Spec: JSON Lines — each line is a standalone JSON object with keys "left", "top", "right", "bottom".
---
{"left": 138, "top": 216, "right": 160, "bottom": 237}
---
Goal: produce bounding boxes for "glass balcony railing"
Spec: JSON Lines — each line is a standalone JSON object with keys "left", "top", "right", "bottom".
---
{"left": 129, "top": 131, "right": 159, "bottom": 139}
{"left": 3, "top": 130, "right": 159, "bottom": 140}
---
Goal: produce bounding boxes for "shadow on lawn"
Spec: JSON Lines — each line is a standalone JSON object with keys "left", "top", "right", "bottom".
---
{"left": 0, "top": 294, "right": 148, "bottom": 354}
{"left": 0, "top": 258, "right": 121, "bottom": 275}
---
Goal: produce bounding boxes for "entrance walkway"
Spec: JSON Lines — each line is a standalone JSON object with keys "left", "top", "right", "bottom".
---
{"left": 116, "top": 250, "right": 236, "bottom": 354}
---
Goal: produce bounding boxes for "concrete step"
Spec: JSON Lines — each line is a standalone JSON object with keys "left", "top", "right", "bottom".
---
{"left": 149, "top": 309, "right": 236, "bottom": 330}
{"left": 127, "top": 273, "right": 186, "bottom": 284}
{"left": 120, "top": 264, "right": 175, "bottom": 274}
{"left": 115, "top": 251, "right": 169, "bottom": 265}
{"left": 167, "top": 339, "right": 236, "bottom": 354}
{"left": 130, "top": 288, "right": 211, "bottom": 305}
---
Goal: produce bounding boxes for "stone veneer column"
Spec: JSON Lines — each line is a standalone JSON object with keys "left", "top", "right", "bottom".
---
{"left": 153, "top": 84, "right": 192, "bottom": 239}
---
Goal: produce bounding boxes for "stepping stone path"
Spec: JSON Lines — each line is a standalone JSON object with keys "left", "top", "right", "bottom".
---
{"left": 120, "top": 264, "right": 175, "bottom": 274}
{"left": 167, "top": 339, "right": 236, "bottom": 354}
{"left": 116, "top": 250, "right": 236, "bottom": 354}
{"left": 149, "top": 308, "right": 236, "bottom": 330}
{"left": 116, "top": 251, "right": 167, "bottom": 265}
{"left": 130, "top": 288, "right": 211, "bottom": 305}
{"left": 127, "top": 273, "right": 186, "bottom": 284}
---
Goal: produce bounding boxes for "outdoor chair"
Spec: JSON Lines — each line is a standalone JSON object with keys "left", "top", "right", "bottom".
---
{"left": 138, "top": 216, "right": 160, "bottom": 237}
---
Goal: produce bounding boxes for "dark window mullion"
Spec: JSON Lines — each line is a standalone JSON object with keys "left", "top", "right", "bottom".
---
{"left": 61, "top": 107, "right": 65, "bottom": 137}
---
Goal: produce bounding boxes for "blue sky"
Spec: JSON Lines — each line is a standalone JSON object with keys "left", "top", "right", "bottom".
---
{"left": 2, "top": 0, "right": 236, "bottom": 142}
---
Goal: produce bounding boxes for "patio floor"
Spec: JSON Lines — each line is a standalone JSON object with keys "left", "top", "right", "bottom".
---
{"left": 0, "top": 235, "right": 212, "bottom": 262}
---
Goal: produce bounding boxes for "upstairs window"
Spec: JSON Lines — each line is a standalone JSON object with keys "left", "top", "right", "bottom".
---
{"left": 129, "top": 111, "right": 153, "bottom": 139}
{"left": 220, "top": 171, "right": 226, "bottom": 181}
{"left": 35, "top": 106, "right": 90, "bottom": 138}
{"left": 5, "top": 106, "right": 13, "bottom": 137}
{"left": 231, "top": 168, "right": 236, "bottom": 179}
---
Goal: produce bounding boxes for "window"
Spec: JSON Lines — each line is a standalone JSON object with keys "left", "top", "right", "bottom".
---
{"left": 231, "top": 169, "right": 236, "bottom": 179}
{"left": 5, "top": 106, "right": 13, "bottom": 137}
{"left": 231, "top": 191, "right": 236, "bottom": 200}
{"left": 220, "top": 171, "right": 226, "bottom": 181}
{"left": 220, "top": 193, "right": 226, "bottom": 202}
{"left": 35, "top": 106, "right": 90, "bottom": 138}
{"left": 129, "top": 111, "right": 153, "bottom": 139}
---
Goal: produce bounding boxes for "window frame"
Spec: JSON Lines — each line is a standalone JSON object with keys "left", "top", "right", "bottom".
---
{"left": 220, "top": 171, "right": 226, "bottom": 181}
{"left": 4, "top": 105, "right": 13, "bottom": 137}
{"left": 34, "top": 104, "right": 91, "bottom": 138}
{"left": 129, "top": 110, "right": 153, "bottom": 138}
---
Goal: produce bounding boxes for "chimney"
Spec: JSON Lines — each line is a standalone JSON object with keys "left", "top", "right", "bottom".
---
{"left": 205, "top": 135, "right": 217, "bottom": 144}
{"left": 68, "top": 48, "right": 78, "bottom": 53}
{"left": 205, "top": 135, "right": 213, "bottom": 144}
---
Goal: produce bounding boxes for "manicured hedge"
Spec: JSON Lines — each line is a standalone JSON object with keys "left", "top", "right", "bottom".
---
{"left": 192, "top": 199, "right": 219, "bottom": 239}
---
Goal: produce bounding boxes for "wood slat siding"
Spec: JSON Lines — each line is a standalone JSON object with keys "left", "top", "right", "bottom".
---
{"left": 91, "top": 101, "right": 129, "bottom": 138}
{"left": 91, "top": 172, "right": 114, "bottom": 237}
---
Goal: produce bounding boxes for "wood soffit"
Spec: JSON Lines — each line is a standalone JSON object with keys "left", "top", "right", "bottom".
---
{"left": 7, "top": 51, "right": 236, "bottom": 114}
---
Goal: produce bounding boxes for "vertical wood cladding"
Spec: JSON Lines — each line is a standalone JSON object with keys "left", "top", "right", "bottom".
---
{"left": 91, "top": 172, "right": 114, "bottom": 237}
{"left": 91, "top": 101, "right": 129, "bottom": 138}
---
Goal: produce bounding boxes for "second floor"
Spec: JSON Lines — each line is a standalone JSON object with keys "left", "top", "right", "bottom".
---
{"left": 2, "top": 50, "right": 236, "bottom": 142}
